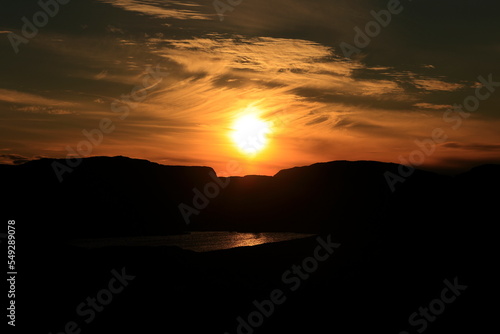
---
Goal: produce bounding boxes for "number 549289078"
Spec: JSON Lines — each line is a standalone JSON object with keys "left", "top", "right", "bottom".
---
{"left": 8, "top": 220, "right": 16, "bottom": 269}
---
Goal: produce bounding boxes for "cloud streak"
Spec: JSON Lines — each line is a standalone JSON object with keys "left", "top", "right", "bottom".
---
{"left": 0, "top": 89, "right": 74, "bottom": 107}
{"left": 99, "top": 0, "right": 212, "bottom": 20}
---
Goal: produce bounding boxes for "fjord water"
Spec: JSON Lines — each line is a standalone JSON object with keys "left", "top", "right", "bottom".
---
{"left": 69, "top": 231, "right": 315, "bottom": 252}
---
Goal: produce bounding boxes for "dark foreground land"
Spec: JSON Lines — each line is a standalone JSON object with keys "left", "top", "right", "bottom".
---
{"left": 2, "top": 156, "right": 498, "bottom": 333}
{"left": 19, "top": 231, "right": 495, "bottom": 334}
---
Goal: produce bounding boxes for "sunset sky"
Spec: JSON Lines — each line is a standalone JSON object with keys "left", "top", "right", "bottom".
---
{"left": 1, "top": 0, "right": 499, "bottom": 176}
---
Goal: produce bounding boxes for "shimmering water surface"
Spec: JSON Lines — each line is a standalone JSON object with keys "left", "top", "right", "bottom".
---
{"left": 70, "top": 231, "right": 315, "bottom": 252}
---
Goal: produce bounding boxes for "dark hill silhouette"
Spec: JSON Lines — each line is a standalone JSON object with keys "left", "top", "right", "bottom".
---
{"left": 197, "top": 160, "right": 452, "bottom": 235}
{"left": 1, "top": 156, "right": 499, "bottom": 242}
{"left": 1, "top": 156, "right": 215, "bottom": 238}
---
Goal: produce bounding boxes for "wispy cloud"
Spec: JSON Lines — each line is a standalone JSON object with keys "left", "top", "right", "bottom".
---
{"left": 0, "top": 154, "right": 31, "bottom": 165}
{"left": 15, "top": 106, "right": 73, "bottom": 115}
{"left": 99, "top": 0, "right": 212, "bottom": 20}
{"left": 412, "top": 77, "right": 465, "bottom": 92}
{"left": 441, "top": 142, "right": 500, "bottom": 151}
{"left": 0, "top": 89, "right": 74, "bottom": 107}
{"left": 413, "top": 103, "right": 453, "bottom": 110}
{"left": 156, "top": 36, "right": 403, "bottom": 97}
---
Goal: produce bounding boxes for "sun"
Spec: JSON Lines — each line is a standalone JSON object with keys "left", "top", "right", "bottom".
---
{"left": 231, "top": 113, "right": 271, "bottom": 155}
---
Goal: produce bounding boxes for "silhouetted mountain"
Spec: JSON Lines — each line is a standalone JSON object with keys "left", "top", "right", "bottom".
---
{"left": 197, "top": 161, "right": 453, "bottom": 235}
{"left": 1, "top": 156, "right": 215, "bottom": 239}
{"left": 1, "top": 156, "right": 499, "bottom": 242}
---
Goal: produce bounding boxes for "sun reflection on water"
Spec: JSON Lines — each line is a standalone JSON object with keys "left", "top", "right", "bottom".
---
{"left": 68, "top": 231, "right": 315, "bottom": 252}
{"left": 225, "top": 232, "right": 275, "bottom": 249}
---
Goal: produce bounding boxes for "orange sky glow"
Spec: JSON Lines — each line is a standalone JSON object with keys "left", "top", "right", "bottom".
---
{"left": 1, "top": 0, "right": 500, "bottom": 175}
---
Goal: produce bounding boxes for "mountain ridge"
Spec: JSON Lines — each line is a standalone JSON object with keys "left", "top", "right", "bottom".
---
{"left": 1, "top": 156, "right": 498, "bottom": 240}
